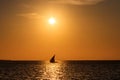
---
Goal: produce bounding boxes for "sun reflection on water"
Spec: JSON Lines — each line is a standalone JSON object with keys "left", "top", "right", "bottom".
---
{"left": 41, "top": 61, "right": 63, "bottom": 80}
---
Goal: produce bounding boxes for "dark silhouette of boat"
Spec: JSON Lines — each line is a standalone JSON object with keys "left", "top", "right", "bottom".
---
{"left": 50, "top": 55, "right": 55, "bottom": 63}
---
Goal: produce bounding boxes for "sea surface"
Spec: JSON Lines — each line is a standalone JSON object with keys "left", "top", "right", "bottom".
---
{"left": 0, "top": 60, "right": 120, "bottom": 80}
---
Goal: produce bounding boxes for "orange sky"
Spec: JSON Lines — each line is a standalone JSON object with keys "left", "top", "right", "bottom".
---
{"left": 0, "top": 0, "right": 120, "bottom": 60}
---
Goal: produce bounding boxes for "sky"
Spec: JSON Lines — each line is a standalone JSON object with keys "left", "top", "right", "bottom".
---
{"left": 0, "top": 0, "right": 120, "bottom": 60}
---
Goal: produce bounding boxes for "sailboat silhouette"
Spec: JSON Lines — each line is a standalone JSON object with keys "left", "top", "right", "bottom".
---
{"left": 50, "top": 55, "right": 55, "bottom": 63}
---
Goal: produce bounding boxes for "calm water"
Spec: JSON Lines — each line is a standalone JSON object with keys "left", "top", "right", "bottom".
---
{"left": 0, "top": 61, "right": 120, "bottom": 80}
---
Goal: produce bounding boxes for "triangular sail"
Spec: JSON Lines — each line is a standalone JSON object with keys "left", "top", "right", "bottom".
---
{"left": 50, "top": 55, "right": 55, "bottom": 63}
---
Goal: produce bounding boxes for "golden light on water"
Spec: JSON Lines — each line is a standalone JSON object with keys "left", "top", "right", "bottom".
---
{"left": 48, "top": 17, "right": 56, "bottom": 25}
{"left": 41, "top": 62, "right": 63, "bottom": 79}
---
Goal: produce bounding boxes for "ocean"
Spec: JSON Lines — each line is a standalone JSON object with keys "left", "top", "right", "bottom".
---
{"left": 0, "top": 61, "right": 120, "bottom": 80}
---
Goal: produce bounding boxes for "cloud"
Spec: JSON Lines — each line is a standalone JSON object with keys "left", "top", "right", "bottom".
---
{"left": 49, "top": 0, "right": 105, "bottom": 5}
{"left": 17, "top": 0, "right": 105, "bottom": 19}
{"left": 17, "top": 13, "right": 43, "bottom": 19}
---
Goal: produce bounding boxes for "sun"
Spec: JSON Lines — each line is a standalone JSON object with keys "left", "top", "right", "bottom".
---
{"left": 48, "top": 17, "right": 56, "bottom": 25}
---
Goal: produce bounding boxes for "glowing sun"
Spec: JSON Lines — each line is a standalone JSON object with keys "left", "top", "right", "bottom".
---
{"left": 48, "top": 17, "right": 56, "bottom": 25}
